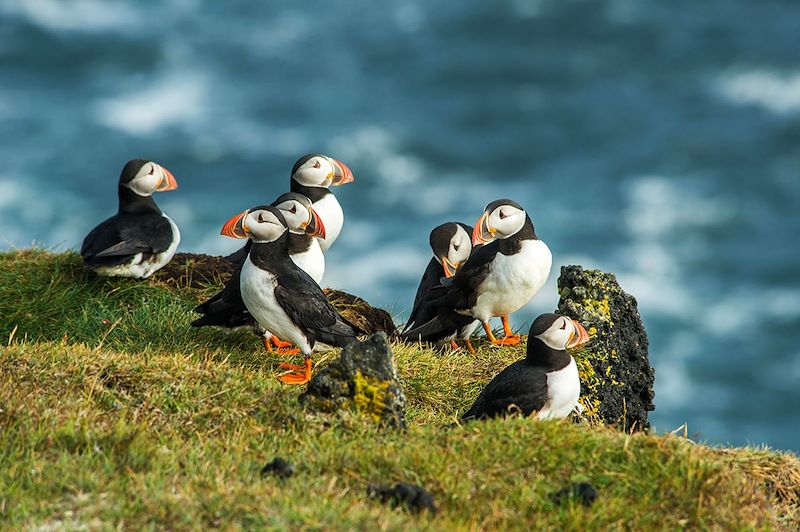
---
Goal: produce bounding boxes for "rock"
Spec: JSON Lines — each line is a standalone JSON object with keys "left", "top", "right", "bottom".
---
{"left": 367, "top": 483, "right": 438, "bottom": 514}
{"left": 557, "top": 266, "right": 655, "bottom": 431}
{"left": 551, "top": 482, "right": 598, "bottom": 507}
{"left": 261, "top": 457, "right": 294, "bottom": 479}
{"left": 323, "top": 289, "right": 397, "bottom": 337}
{"left": 300, "top": 332, "right": 406, "bottom": 428}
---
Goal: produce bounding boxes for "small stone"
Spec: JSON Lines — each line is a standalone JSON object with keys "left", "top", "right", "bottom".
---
{"left": 260, "top": 457, "right": 294, "bottom": 479}
{"left": 300, "top": 332, "right": 406, "bottom": 428}
{"left": 551, "top": 482, "right": 598, "bottom": 507}
{"left": 367, "top": 483, "right": 438, "bottom": 514}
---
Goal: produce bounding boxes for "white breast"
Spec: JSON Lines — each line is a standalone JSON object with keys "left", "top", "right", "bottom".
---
{"left": 471, "top": 239, "right": 552, "bottom": 322}
{"left": 536, "top": 357, "right": 581, "bottom": 420}
{"left": 94, "top": 214, "right": 180, "bottom": 279}
{"left": 240, "top": 257, "right": 313, "bottom": 354}
{"left": 312, "top": 194, "right": 343, "bottom": 252}
{"left": 290, "top": 239, "right": 325, "bottom": 284}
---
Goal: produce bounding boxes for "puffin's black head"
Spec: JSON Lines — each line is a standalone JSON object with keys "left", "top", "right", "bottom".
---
{"left": 119, "top": 159, "right": 178, "bottom": 197}
{"left": 473, "top": 199, "right": 528, "bottom": 245}
{"left": 291, "top": 154, "right": 354, "bottom": 188}
{"left": 221, "top": 205, "right": 288, "bottom": 243}
{"left": 271, "top": 193, "right": 326, "bottom": 238}
{"left": 528, "top": 313, "right": 590, "bottom": 352}
{"left": 429, "top": 222, "right": 472, "bottom": 278}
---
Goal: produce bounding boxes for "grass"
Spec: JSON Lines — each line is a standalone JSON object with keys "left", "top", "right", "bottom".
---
{"left": 1, "top": 249, "right": 799, "bottom": 529}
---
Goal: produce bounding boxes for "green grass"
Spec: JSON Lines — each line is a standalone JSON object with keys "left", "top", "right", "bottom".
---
{"left": 1, "top": 249, "right": 798, "bottom": 529}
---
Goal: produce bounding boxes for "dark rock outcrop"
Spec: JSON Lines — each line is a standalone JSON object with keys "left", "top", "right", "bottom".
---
{"left": 300, "top": 332, "right": 406, "bottom": 428}
{"left": 558, "top": 266, "right": 655, "bottom": 431}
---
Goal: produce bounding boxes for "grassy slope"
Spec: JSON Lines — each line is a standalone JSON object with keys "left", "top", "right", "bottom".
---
{"left": 1, "top": 250, "right": 798, "bottom": 530}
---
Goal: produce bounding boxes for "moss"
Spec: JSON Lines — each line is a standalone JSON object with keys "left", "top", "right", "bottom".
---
{"left": 352, "top": 370, "right": 390, "bottom": 422}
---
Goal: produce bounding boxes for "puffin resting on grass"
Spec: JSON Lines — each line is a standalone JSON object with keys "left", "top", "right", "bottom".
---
{"left": 461, "top": 313, "right": 590, "bottom": 421}
{"left": 221, "top": 205, "right": 360, "bottom": 384}
{"left": 81, "top": 159, "right": 180, "bottom": 279}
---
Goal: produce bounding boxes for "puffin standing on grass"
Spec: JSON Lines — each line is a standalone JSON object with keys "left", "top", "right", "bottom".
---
{"left": 461, "top": 313, "right": 590, "bottom": 421}
{"left": 191, "top": 194, "right": 326, "bottom": 353}
{"left": 401, "top": 222, "right": 480, "bottom": 352}
{"left": 220, "top": 205, "right": 359, "bottom": 384}
{"left": 416, "top": 199, "right": 552, "bottom": 346}
{"left": 225, "top": 154, "right": 354, "bottom": 266}
{"left": 81, "top": 159, "right": 180, "bottom": 278}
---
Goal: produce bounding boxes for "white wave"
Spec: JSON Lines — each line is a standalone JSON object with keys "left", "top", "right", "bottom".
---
{"left": 324, "top": 244, "right": 428, "bottom": 295}
{"left": 1, "top": 0, "right": 141, "bottom": 33}
{"left": 94, "top": 72, "right": 208, "bottom": 136}
{"left": 716, "top": 70, "right": 800, "bottom": 114}
{"left": 328, "top": 127, "right": 424, "bottom": 187}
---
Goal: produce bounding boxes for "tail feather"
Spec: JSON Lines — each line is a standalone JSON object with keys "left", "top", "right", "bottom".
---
{"left": 399, "top": 316, "right": 446, "bottom": 343}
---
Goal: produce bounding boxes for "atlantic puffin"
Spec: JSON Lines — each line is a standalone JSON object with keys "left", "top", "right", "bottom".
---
{"left": 191, "top": 194, "right": 326, "bottom": 352}
{"left": 221, "top": 205, "right": 359, "bottom": 384}
{"left": 461, "top": 313, "right": 590, "bottom": 421}
{"left": 80, "top": 159, "right": 180, "bottom": 278}
{"left": 423, "top": 199, "right": 552, "bottom": 346}
{"left": 400, "top": 222, "right": 479, "bottom": 352}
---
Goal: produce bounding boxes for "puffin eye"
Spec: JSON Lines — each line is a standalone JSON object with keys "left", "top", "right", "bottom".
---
{"left": 148, "top": 165, "right": 155, "bottom": 175}
{"left": 499, "top": 210, "right": 506, "bottom": 219}
{"left": 313, "top": 160, "right": 321, "bottom": 169}
{"left": 289, "top": 205, "right": 297, "bottom": 214}
{"left": 257, "top": 213, "right": 265, "bottom": 223}
{"left": 559, "top": 320, "right": 567, "bottom": 330}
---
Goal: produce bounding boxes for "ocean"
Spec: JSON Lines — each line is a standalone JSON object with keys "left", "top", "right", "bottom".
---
{"left": 1, "top": 0, "right": 798, "bottom": 450}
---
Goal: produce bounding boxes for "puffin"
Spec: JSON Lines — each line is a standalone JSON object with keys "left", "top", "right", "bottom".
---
{"left": 461, "top": 313, "right": 590, "bottom": 421}
{"left": 400, "top": 222, "right": 479, "bottom": 352}
{"left": 80, "top": 159, "right": 180, "bottom": 279}
{"left": 226, "top": 154, "right": 354, "bottom": 266}
{"left": 191, "top": 193, "right": 326, "bottom": 353}
{"left": 421, "top": 199, "right": 552, "bottom": 346}
{"left": 221, "top": 205, "right": 359, "bottom": 384}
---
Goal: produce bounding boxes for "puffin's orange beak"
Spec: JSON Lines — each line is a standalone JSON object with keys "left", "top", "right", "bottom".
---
{"left": 156, "top": 166, "right": 179, "bottom": 191}
{"left": 221, "top": 210, "right": 250, "bottom": 239}
{"left": 306, "top": 207, "right": 326, "bottom": 239}
{"left": 330, "top": 159, "right": 354, "bottom": 186}
{"left": 566, "top": 319, "right": 590, "bottom": 348}
{"left": 441, "top": 257, "right": 458, "bottom": 278}
{"left": 472, "top": 212, "right": 494, "bottom": 245}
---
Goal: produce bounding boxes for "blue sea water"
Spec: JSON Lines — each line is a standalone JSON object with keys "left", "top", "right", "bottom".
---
{"left": 1, "top": 0, "right": 798, "bottom": 451}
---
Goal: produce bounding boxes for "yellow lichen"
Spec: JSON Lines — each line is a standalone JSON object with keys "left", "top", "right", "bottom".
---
{"left": 352, "top": 370, "right": 389, "bottom": 422}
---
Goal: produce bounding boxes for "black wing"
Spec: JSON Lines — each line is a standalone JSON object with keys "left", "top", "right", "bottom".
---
{"left": 402, "top": 258, "right": 444, "bottom": 333}
{"left": 191, "top": 267, "right": 257, "bottom": 330}
{"left": 273, "top": 268, "right": 357, "bottom": 348}
{"left": 81, "top": 213, "right": 173, "bottom": 267}
{"left": 461, "top": 360, "right": 548, "bottom": 420}
{"left": 422, "top": 241, "right": 499, "bottom": 313}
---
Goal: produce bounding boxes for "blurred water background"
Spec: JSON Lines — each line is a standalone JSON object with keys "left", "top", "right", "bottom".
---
{"left": 1, "top": 0, "right": 798, "bottom": 450}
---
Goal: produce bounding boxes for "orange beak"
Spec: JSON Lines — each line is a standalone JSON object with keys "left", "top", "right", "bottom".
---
{"left": 305, "top": 207, "right": 326, "bottom": 239}
{"left": 566, "top": 319, "right": 590, "bottom": 348}
{"left": 472, "top": 212, "right": 494, "bottom": 245}
{"left": 441, "top": 257, "right": 458, "bottom": 278}
{"left": 220, "top": 210, "right": 250, "bottom": 239}
{"left": 330, "top": 159, "right": 354, "bottom": 186}
{"left": 156, "top": 166, "right": 179, "bottom": 192}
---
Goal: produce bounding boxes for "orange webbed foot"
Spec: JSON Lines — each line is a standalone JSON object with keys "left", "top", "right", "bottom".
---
{"left": 276, "top": 347, "right": 301, "bottom": 355}
{"left": 270, "top": 336, "right": 293, "bottom": 349}
{"left": 277, "top": 358, "right": 313, "bottom": 385}
{"left": 492, "top": 335, "right": 521, "bottom": 346}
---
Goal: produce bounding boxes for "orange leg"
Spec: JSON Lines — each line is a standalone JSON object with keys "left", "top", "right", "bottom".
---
{"left": 449, "top": 339, "right": 462, "bottom": 352}
{"left": 483, "top": 321, "right": 520, "bottom": 346}
{"left": 262, "top": 336, "right": 274, "bottom": 353}
{"left": 271, "top": 336, "right": 293, "bottom": 348}
{"left": 278, "top": 357, "right": 313, "bottom": 385}
{"left": 499, "top": 316, "right": 521, "bottom": 345}
{"left": 464, "top": 338, "right": 476, "bottom": 354}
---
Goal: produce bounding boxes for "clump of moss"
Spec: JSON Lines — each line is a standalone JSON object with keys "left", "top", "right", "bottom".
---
{"left": 558, "top": 266, "right": 655, "bottom": 431}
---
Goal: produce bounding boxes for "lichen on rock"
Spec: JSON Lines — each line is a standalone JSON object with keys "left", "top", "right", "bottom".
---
{"left": 300, "top": 332, "right": 406, "bottom": 428}
{"left": 558, "top": 265, "right": 655, "bottom": 431}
